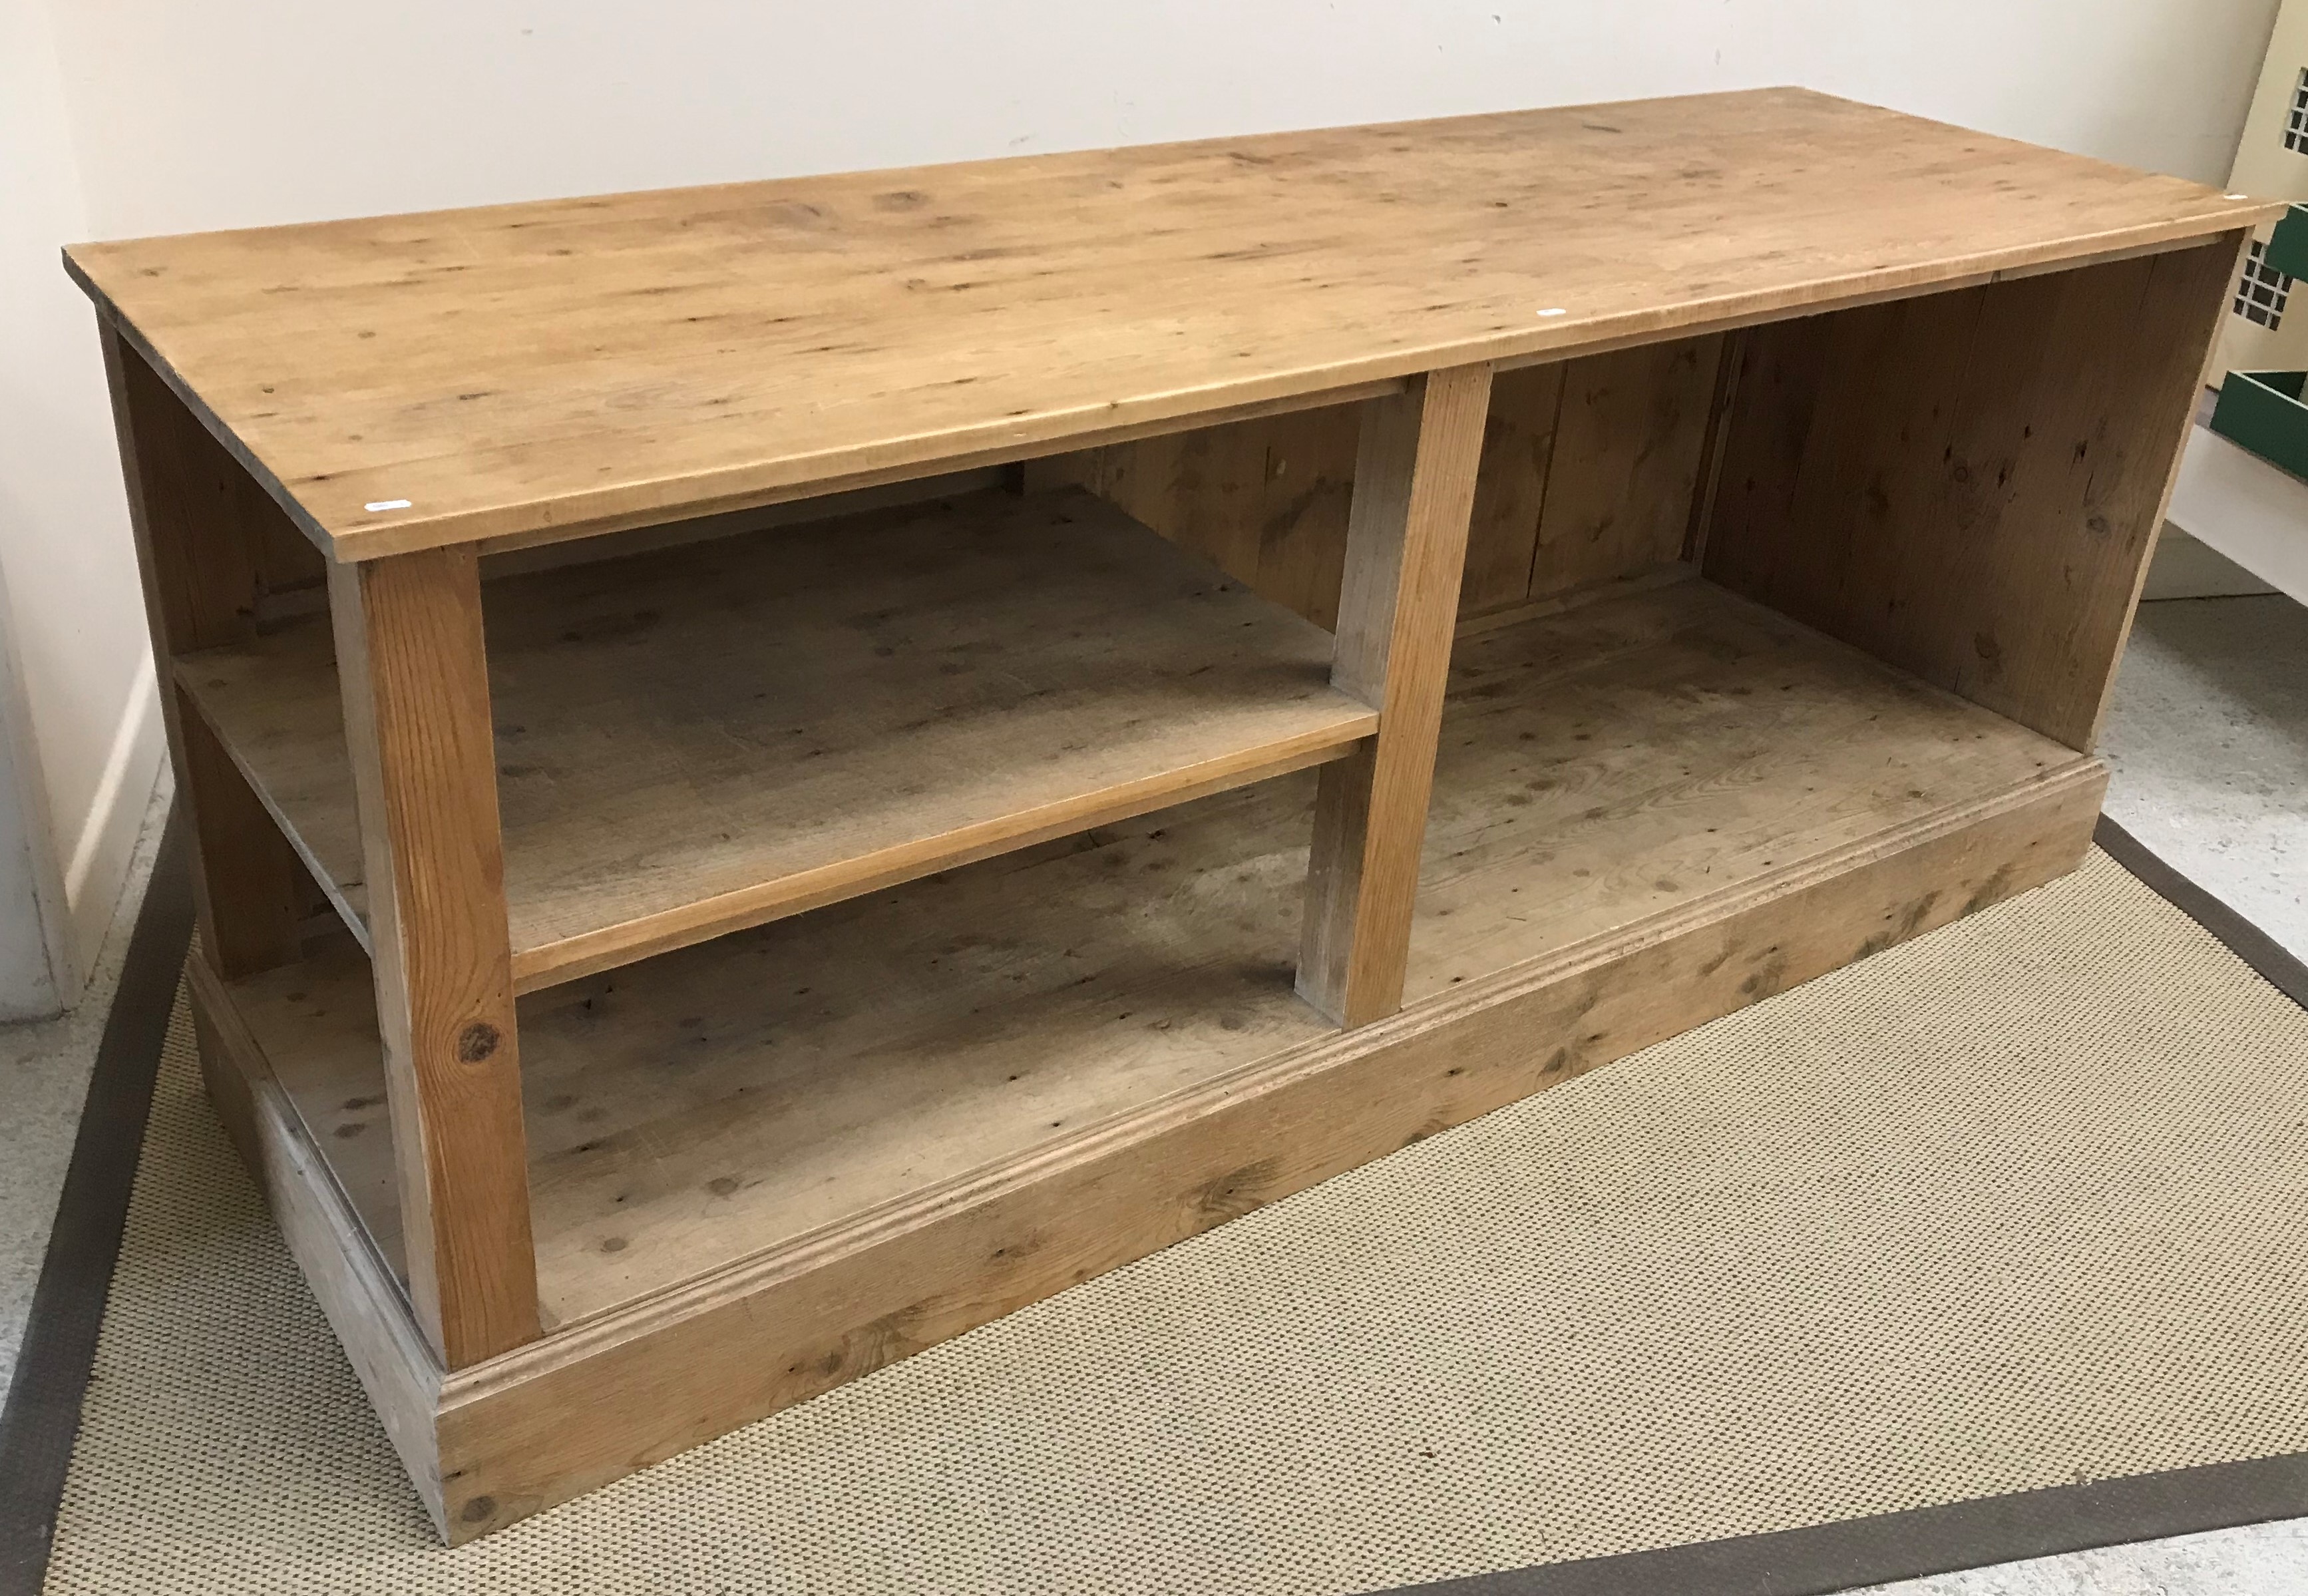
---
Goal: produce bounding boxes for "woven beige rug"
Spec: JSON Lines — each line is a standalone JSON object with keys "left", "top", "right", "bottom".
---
{"left": 41, "top": 849, "right": 2308, "bottom": 1595}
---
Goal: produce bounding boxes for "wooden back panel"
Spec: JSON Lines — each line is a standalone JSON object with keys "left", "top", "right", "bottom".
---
{"left": 1030, "top": 334, "right": 1724, "bottom": 630}
{"left": 1702, "top": 237, "right": 2241, "bottom": 752}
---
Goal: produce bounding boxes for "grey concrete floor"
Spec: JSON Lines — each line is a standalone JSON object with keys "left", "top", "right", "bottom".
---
{"left": 1860, "top": 1518, "right": 2308, "bottom": 1595}
{"left": 2100, "top": 594, "right": 2308, "bottom": 965}
{"left": 0, "top": 767, "right": 170, "bottom": 1393}
{"left": 0, "top": 574, "right": 2299, "bottom": 1590}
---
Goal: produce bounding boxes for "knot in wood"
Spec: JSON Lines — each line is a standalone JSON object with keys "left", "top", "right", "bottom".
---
{"left": 457, "top": 1022, "right": 502, "bottom": 1063}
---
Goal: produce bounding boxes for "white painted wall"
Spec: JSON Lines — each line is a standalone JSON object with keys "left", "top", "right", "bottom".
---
{"left": 0, "top": 577, "right": 74, "bottom": 1022}
{"left": 38, "top": 0, "right": 2284, "bottom": 236}
{"left": 2170, "top": 425, "right": 2308, "bottom": 604}
{"left": 0, "top": 0, "right": 166, "bottom": 1017}
{"left": 0, "top": 0, "right": 2287, "bottom": 1014}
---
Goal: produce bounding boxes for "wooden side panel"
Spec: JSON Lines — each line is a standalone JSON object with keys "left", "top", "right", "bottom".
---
{"left": 1704, "top": 238, "right": 2241, "bottom": 750}
{"left": 331, "top": 548, "right": 539, "bottom": 1367}
{"left": 1040, "top": 335, "right": 1724, "bottom": 629}
{"left": 188, "top": 960, "right": 450, "bottom": 1537}
{"left": 1298, "top": 365, "right": 1492, "bottom": 1026}
{"left": 435, "top": 763, "right": 2104, "bottom": 1542}
{"left": 100, "top": 324, "right": 305, "bottom": 982}
{"left": 1529, "top": 336, "right": 1722, "bottom": 598}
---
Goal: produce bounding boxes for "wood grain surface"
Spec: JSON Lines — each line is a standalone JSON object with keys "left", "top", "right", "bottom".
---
{"left": 330, "top": 548, "right": 540, "bottom": 1366}
{"left": 1703, "top": 236, "right": 2242, "bottom": 750}
{"left": 1529, "top": 336, "right": 1724, "bottom": 592}
{"left": 1299, "top": 365, "right": 1491, "bottom": 1026}
{"left": 1407, "top": 578, "right": 2080, "bottom": 997}
{"left": 425, "top": 756, "right": 2100, "bottom": 1541}
{"left": 1039, "top": 331, "right": 1737, "bottom": 629}
{"left": 180, "top": 488, "right": 1376, "bottom": 990}
{"left": 102, "top": 330, "right": 310, "bottom": 981}
{"left": 65, "top": 89, "right": 2271, "bottom": 560}
{"left": 1461, "top": 362, "right": 1570, "bottom": 612}
{"left": 234, "top": 576, "right": 2086, "bottom": 1330}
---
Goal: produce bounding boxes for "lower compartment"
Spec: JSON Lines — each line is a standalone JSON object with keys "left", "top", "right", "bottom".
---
{"left": 193, "top": 573, "right": 2108, "bottom": 1539}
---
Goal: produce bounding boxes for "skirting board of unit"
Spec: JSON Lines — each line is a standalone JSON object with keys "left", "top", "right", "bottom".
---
{"left": 2164, "top": 423, "right": 2308, "bottom": 607}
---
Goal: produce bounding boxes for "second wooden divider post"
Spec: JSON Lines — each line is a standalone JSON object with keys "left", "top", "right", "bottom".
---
{"left": 1299, "top": 364, "right": 1494, "bottom": 1027}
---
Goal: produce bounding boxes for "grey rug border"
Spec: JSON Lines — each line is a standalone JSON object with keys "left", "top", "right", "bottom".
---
{"left": 0, "top": 803, "right": 2301, "bottom": 1596}
{"left": 1388, "top": 813, "right": 2308, "bottom": 1596}
{"left": 2094, "top": 814, "right": 2308, "bottom": 1012}
{"left": 0, "top": 805, "right": 190, "bottom": 1596}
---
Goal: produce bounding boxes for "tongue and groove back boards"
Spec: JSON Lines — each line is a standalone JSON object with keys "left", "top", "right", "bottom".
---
{"left": 1028, "top": 334, "right": 1728, "bottom": 626}
{"left": 1030, "top": 231, "right": 2239, "bottom": 757}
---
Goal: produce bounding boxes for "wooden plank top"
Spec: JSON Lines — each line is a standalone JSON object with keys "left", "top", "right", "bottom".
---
{"left": 67, "top": 87, "right": 2274, "bottom": 562}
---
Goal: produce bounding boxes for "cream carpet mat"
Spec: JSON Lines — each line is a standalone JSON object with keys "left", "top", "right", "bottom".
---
{"left": 42, "top": 850, "right": 2308, "bottom": 1594}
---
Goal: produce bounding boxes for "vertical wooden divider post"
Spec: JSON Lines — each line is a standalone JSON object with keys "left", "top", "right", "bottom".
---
{"left": 1298, "top": 363, "right": 1493, "bottom": 1026}
{"left": 330, "top": 548, "right": 540, "bottom": 1367}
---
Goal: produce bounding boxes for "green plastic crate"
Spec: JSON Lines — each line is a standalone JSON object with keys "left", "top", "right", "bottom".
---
{"left": 2211, "top": 369, "right": 2308, "bottom": 483}
{"left": 2263, "top": 203, "right": 2308, "bottom": 282}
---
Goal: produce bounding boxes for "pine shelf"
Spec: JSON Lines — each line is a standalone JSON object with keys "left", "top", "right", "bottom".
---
{"left": 174, "top": 486, "right": 1375, "bottom": 991}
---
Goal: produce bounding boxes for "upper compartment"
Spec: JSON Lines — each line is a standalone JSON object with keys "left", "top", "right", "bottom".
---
{"left": 175, "top": 486, "right": 1376, "bottom": 991}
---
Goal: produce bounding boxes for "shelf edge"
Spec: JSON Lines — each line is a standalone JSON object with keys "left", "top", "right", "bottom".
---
{"left": 508, "top": 721, "right": 1374, "bottom": 993}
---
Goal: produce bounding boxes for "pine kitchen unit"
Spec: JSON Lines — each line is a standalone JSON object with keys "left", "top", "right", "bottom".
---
{"left": 68, "top": 89, "right": 2270, "bottom": 1541}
